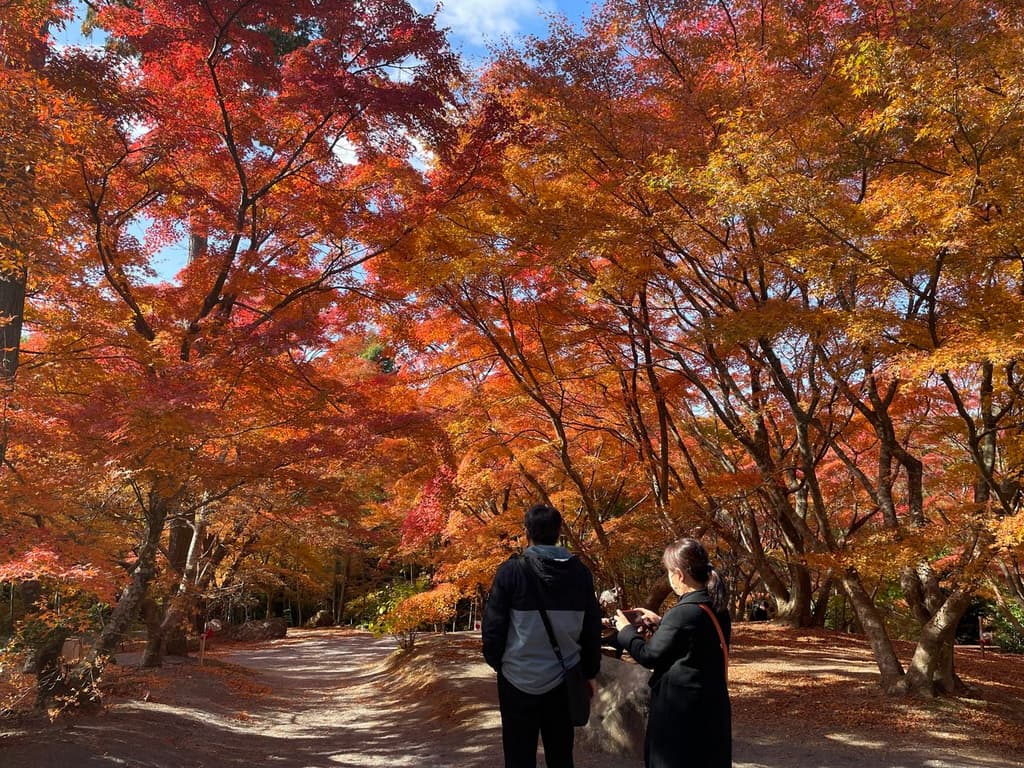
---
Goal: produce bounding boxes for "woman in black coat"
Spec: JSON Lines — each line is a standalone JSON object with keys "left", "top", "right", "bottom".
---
{"left": 614, "top": 537, "right": 731, "bottom": 768}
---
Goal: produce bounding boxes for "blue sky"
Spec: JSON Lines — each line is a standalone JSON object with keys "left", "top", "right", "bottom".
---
{"left": 414, "top": 0, "right": 595, "bottom": 57}
{"left": 56, "top": 0, "right": 598, "bottom": 59}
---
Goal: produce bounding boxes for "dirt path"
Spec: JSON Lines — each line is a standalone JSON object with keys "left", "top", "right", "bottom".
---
{"left": 217, "top": 630, "right": 505, "bottom": 767}
{"left": 213, "top": 630, "right": 633, "bottom": 768}
{"left": 0, "top": 630, "right": 626, "bottom": 768}
{"left": 1, "top": 627, "right": 1020, "bottom": 767}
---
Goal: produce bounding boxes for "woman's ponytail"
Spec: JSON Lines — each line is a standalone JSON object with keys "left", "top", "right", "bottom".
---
{"left": 706, "top": 566, "right": 729, "bottom": 614}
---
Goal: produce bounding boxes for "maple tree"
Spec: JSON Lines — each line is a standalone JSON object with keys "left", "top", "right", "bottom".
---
{"left": 0, "top": 0, "right": 460, "bottom": 709}
{"left": 376, "top": 0, "right": 1024, "bottom": 700}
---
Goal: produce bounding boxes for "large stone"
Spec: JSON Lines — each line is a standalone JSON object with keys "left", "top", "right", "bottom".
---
{"left": 577, "top": 655, "right": 650, "bottom": 758}
{"left": 224, "top": 618, "right": 288, "bottom": 642}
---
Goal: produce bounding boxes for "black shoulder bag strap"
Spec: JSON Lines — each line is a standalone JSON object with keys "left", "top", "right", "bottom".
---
{"left": 517, "top": 556, "right": 569, "bottom": 672}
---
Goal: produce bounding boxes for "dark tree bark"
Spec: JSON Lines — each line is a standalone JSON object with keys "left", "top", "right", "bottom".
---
{"left": 773, "top": 563, "right": 814, "bottom": 627}
{"left": 333, "top": 552, "right": 351, "bottom": 625}
{"left": 0, "top": 264, "right": 26, "bottom": 382}
{"left": 811, "top": 576, "right": 835, "bottom": 628}
{"left": 23, "top": 625, "right": 70, "bottom": 710}
{"left": 140, "top": 513, "right": 195, "bottom": 663}
{"left": 641, "top": 576, "right": 673, "bottom": 613}
{"left": 91, "top": 494, "right": 171, "bottom": 660}
{"left": 840, "top": 570, "right": 905, "bottom": 694}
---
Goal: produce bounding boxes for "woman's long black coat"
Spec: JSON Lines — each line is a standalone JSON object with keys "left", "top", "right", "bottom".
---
{"left": 617, "top": 589, "right": 731, "bottom": 768}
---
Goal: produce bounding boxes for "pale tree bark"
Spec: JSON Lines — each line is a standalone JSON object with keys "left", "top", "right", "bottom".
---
{"left": 143, "top": 509, "right": 251, "bottom": 667}
{"left": 902, "top": 588, "right": 973, "bottom": 696}
{"left": 141, "top": 506, "right": 207, "bottom": 667}
{"left": 892, "top": 361, "right": 1007, "bottom": 696}
{"left": 773, "top": 563, "right": 814, "bottom": 627}
{"left": 333, "top": 551, "right": 351, "bottom": 625}
{"left": 733, "top": 498, "right": 810, "bottom": 625}
{"left": 826, "top": 354, "right": 976, "bottom": 696}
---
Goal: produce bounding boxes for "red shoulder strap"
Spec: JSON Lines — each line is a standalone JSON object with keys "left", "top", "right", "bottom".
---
{"left": 698, "top": 603, "right": 729, "bottom": 683}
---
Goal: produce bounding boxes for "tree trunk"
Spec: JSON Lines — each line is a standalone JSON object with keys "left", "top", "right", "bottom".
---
{"left": 25, "top": 625, "right": 70, "bottom": 710}
{"left": 142, "top": 513, "right": 196, "bottom": 663}
{"left": 92, "top": 502, "right": 169, "bottom": 661}
{"left": 333, "top": 552, "right": 350, "bottom": 625}
{"left": 0, "top": 266, "right": 26, "bottom": 381}
{"left": 139, "top": 598, "right": 163, "bottom": 667}
{"left": 734, "top": 575, "right": 753, "bottom": 621}
{"left": 641, "top": 576, "right": 673, "bottom": 613}
{"left": 902, "top": 589, "right": 972, "bottom": 697}
{"left": 142, "top": 595, "right": 187, "bottom": 667}
{"left": 811, "top": 576, "right": 834, "bottom": 628}
{"left": 840, "top": 570, "right": 905, "bottom": 693}
{"left": 0, "top": 18, "right": 34, "bottom": 383}
{"left": 144, "top": 507, "right": 223, "bottom": 667}
{"left": 988, "top": 573, "right": 1024, "bottom": 635}
{"left": 773, "top": 563, "right": 814, "bottom": 627}
{"left": 166, "top": 515, "right": 192, "bottom": 575}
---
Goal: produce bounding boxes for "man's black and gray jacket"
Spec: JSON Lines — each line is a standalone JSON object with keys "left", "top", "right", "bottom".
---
{"left": 482, "top": 545, "right": 602, "bottom": 694}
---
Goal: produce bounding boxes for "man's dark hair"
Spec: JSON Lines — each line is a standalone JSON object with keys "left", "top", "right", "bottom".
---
{"left": 524, "top": 503, "right": 562, "bottom": 545}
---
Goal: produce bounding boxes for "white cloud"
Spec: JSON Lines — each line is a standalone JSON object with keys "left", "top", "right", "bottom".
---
{"left": 413, "top": 0, "right": 556, "bottom": 50}
{"left": 332, "top": 135, "right": 360, "bottom": 166}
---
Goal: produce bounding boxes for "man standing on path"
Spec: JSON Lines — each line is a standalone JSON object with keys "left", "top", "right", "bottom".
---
{"left": 482, "top": 503, "right": 603, "bottom": 768}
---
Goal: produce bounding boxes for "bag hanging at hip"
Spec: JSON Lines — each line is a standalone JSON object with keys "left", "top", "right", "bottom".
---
{"left": 561, "top": 659, "right": 591, "bottom": 727}
{"left": 517, "top": 556, "right": 592, "bottom": 727}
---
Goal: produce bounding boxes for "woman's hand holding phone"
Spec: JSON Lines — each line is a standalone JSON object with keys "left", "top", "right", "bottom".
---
{"left": 614, "top": 607, "right": 661, "bottom": 633}
{"left": 632, "top": 607, "right": 661, "bottom": 625}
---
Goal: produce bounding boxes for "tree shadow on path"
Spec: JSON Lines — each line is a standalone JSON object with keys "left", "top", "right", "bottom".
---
{"left": 2, "top": 626, "right": 1020, "bottom": 768}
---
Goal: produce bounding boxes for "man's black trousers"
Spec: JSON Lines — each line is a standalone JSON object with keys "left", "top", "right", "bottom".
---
{"left": 497, "top": 673, "right": 575, "bottom": 768}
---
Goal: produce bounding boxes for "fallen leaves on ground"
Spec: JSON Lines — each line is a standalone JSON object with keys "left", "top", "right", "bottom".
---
{"left": 730, "top": 624, "right": 1024, "bottom": 759}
